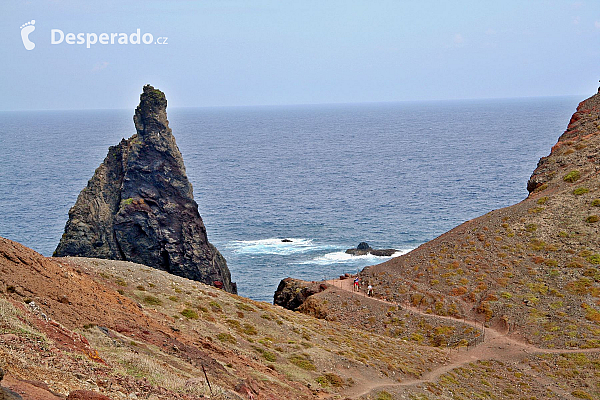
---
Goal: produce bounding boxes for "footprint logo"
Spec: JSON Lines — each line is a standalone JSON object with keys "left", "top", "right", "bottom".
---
{"left": 20, "top": 20, "right": 36, "bottom": 50}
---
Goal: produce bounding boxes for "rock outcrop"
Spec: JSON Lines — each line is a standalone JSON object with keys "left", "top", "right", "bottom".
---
{"left": 273, "top": 278, "right": 328, "bottom": 310}
{"left": 0, "top": 368, "right": 22, "bottom": 400}
{"left": 345, "top": 242, "right": 397, "bottom": 257}
{"left": 527, "top": 87, "right": 600, "bottom": 193}
{"left": 54, "top": 85, "right": 236, "bottom": 293}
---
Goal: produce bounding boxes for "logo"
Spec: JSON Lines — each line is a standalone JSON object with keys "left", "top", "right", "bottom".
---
{"left": 20, "top": 20, "right": 35, "bottom": 50}
{"left": 18, "top": 21, "right": 167, "bottom": 50}
{"left": 51, "top": 29, "right": 167, "bottom": 48}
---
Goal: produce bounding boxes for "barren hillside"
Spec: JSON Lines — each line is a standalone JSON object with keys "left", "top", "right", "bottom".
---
{"left": 0, "top": 237, "right": 447, "bottom": 400}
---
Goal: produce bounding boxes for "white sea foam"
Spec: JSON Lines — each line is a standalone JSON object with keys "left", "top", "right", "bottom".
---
{"left": 227, "top": 238, "right": 338, "bottom": 256}
{"left": 300, "top": 248, "right": 411, "bottom": 265}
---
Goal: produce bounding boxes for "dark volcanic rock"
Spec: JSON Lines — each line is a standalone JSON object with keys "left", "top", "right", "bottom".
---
{"left": 273, "top": 278, "right": 327, "bottom": 310}
{"left": 357, "top": 242, "right": 370, "bottom": 250}
{"left": 345, "top": 243, "right": 396, "bottom": 257}
{"left": 0, "top": 371, "right": 22, "bottom": 400}
{"left": 0, "top": 388, "right": 22, "bottom": 400}
{"left": 54, "top": 85, "right": 236, "bottom": 293}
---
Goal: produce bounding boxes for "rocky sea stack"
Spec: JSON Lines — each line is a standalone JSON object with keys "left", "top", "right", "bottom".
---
{"left": 54, "top": 85, "right": 236, "bottom": 293}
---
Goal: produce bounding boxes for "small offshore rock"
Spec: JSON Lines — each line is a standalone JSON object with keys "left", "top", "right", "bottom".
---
{"left": 345, "top": 242, "right": 396, "bottom": 257}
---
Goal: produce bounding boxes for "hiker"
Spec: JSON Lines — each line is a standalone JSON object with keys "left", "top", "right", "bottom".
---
{"left": 367, "top": 284, "right": 373, "bottom": 297}
{"left": 353, "top": 277, "right": 360, "bottom": 292}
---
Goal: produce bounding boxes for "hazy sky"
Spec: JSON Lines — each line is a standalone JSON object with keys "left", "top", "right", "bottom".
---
{"left": 2, "top": 1, "right": 600, "bottom": 111}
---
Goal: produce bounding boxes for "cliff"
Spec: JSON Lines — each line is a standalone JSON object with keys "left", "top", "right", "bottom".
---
{"left": 54, "top": 85, "right": 236, "bottom": 293}
{"left": 528, "top": 87, "right": 600, "bottom": 193}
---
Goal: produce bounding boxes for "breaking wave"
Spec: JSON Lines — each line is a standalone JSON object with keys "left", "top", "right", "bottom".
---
{"left": 300, "top": 248, "right": 411, "bottom": 265}
{"left": 227, "top": 238, "right": 338, "bottom": 256}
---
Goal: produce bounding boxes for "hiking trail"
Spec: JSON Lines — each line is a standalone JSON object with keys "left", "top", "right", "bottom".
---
{"left": 324, "top": 276, "right": 600, "bottom": 398}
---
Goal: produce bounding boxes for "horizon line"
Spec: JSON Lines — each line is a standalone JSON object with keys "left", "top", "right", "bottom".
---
{"left": 0, "top": 92, "right": 587, "bottom": 113}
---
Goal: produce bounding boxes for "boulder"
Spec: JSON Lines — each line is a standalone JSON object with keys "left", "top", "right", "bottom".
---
{"left": 357, "top": 242, "right": 370, "bottom": 250}
{"left": 273, "top": 278, "right": 327, "bottom": 310}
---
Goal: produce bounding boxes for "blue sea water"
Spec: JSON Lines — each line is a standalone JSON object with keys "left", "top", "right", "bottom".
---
{"left": 0, "top": 97, "right": 579, "bottom": 301}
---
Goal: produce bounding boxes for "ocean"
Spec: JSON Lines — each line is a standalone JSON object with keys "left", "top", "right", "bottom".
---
{"left": 0, "top": 96, "right": 579, "bottom": 301}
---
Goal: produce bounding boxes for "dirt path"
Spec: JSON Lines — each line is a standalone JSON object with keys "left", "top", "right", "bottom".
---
{"left": 325, "top": 277, "right": 600, "bottom": 399}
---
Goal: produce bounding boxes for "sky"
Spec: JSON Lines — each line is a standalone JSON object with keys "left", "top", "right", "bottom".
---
{"left": 1, "top": 0, "right": 600, "bottom": 111}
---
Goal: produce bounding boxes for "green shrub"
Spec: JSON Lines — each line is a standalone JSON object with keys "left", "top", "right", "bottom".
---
{"left": 525, "top": 223, "right": 537, "bottom": 232}
{"left": 376, "top": 391, "right": 393, "bottom": 400}
{"left": 142, "top": 295, "right": 162, "bottom": 306}
{"left": 315, "top": 376, "right": 328, "bottom": 387}
{"left": 566, "top": 278, "right": 593, "bottom": 295}
{"left": 288, "top": 354, "right": 316, "bottom": 371}
{"left": 563, "top": 170, "right": 581, "bottom": 183}
{"left": 573, "top": 187, "right": 589, "bottom": 195}
{"left": 180, "top": 309, "right": 199, "bottom": 319}
{"left": 262, "top": 351, "right": 277, "bottom": 362}
{"left": 529, "top": 239, "right": 546, "bottom": 251}
{"left": 217, "top": 333, "right": 236, "bottom": 344}
{"left": 252, "top": 345, "right": 277, "bottom": 361}
{"left": 592, "top": 199, "right": 600, "bottom": 207}
{"left": 587, "top": 254, "right": 600, "bottom": 264}
{"left": 544, "top": 259, "right": 558, "bottom": 267}
{"left": 316, "top": 373, "right": 344, "bottom": 387}
{"left": 324, "top": 373, "right": 344, "bottom": 387}
{"left": 236, "top": 303, "right": 256, "bottom": 312}
{"left": 537, "top": 197, "right": 548, "bottom": 205}
{"left": 585, "top": 215, "right": 599, "bottom": 223}
{"left": 226, "top": 319, "right": 241, "bottom": 330}
{"left": 572, "top": 390, "right": 594, "bottom": 399}
{"left": 209, "top": 301, "right": 222, "bottom": 312}
{"left": 242, "top": 323, "right": 258, "bottom": 335}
